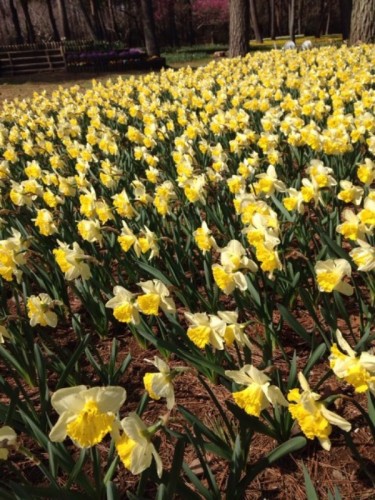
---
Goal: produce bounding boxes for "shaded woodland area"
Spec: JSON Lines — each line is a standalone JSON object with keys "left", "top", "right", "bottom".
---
{"left": 0, "top": 0, "right": 345, "bottom": 48}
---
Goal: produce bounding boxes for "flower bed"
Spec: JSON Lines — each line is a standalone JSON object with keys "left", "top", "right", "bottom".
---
{"left": 0, "top": 44, "right": 374, "bottom": 498}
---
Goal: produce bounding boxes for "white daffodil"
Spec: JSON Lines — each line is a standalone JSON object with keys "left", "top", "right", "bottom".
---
{"left": 219, "top": 239, "right": 258, "bottom": 272}
{"left": 0, "top": 426, "right": 17, "bottom": 459}
{"left": 349, "top": 241, "right": 375, "bottom": 272}
{"left": 143, "top": 356, "right": 178, "bottom": 410}
{"left": 217, "top": 310, "right": 251, "bottom": 348}
{"left": 26, "top": 293, "right": 58, "bottom": 327}
{"left": 315, "top": 259, "right": 353, "bottom": 295}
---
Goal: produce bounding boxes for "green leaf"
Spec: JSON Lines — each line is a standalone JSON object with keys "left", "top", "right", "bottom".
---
{"left": 277, "top": 304, "right": 311, "bottom": 344}
{"left": 55, "top": 334, "right": 91, "bottom": 389}
{"left": 178, "top": 405, "right": 232, "bottom": 459}
{"left": 225, "top": 401, "right": 276, "bottom": 439}
{"left": 240, "top": 436, "right": 307, "bottom": 487}
{"left": 303, "top": 344, "right": 327, "bottom": 378}
{"left": 302, "top": 463, "right": 319, "bottom": 500}
{"left": 368, "top": 392, "right": 375, "bottom": 427}
{"left": 106, "top": 481, "right": 120, "bottom": 500}
{"left": 136, "top": 261, "right": 175, "bottom": 286}
{"left": 165, "top": 439, "right": 186, "bottom": 498}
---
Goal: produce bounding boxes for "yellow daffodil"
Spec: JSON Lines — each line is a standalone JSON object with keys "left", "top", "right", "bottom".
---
{"left": 49, "top": 386, "right": 126, "bottom": 448}
{"left": 193, "top": 221, "right": 217, "bottom": 254}
{"left": 288, "top": 372, "right": 351, "bottom": 450}
{"left": 105, "top": 286, "right": 140, "bottom": 325}
{"left": 137, "top": 280, "right": 175, "bottom": 316}
{"left": 225, "top": 364, "right": 288, "bottom": 417}
{"left": 33, "top": 208, "right": 57, "bottom": 236}
{"left": 184, "top": 311, "right": 226, "bottom": 350}
{"left": 212, "top": 264, "right": 248, "bottom": 295}
{"left": 53, "top": 240, "right": 91, "bottom": 281}
{"left": 330, "top": 330, "right": 375, "bottom": 394}
{"left": 114, "top": 412, "right": 162, "bottom": 477}
{"left": 77, "top": 219, "right": 103, "bottom": 245}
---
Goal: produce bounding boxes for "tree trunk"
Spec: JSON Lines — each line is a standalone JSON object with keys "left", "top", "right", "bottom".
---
{"left": 56, "top": 0, "right": 71, "bottom": 40}
{"left": 46, "top": 0, "right": 60, "bottom": 41}
{"left": 325, "top": 5, "right": 331, "bottom": 34}
{"left": 107, "top": 0, "right": 119, "bottom": 41}
{"left": 166, "top": 0, "right": 178, "bottom": 46}
{"left": 181, "top": 0, "right": 194, "bottom": 45}
{"left": 339, "top": 0, "right": 352, "bottom": 40}
{"left": 296, "top": 0, "right": 303, "bottom": 34}
{"left": 288, "top": 0, "right": 295, "bottom": 42}
{"left": 228, "top": 0, "right": 250, "bottom": 57}
{"left": 250, "top": 0, "right": 262, "bottom": 42}
{"left": 90, "top": 0, "right": 106, "bottom": 39}
{"left": 268, "top": 0, "right": 275, "bottom": 39}
{"left": 140, "top": 0, "right": 159, "bottom": 56}
{"left": 349, "top": 0, "right": 375, "bottom": 44}
{"left": 78, "top": 0, "right": 97, "bottom": 38}
{"left": 8, "top": 0, "right": 23, "bottom": 43}
{"left": 19, "top": 0, "right": 36, "bottom": 42}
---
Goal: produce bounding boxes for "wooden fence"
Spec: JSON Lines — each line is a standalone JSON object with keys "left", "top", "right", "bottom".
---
{"left": 0, "top": 42, "right": 65, "bottom": 76}
{"left": 0, "top": 41, "right": 166, "bottom": 77}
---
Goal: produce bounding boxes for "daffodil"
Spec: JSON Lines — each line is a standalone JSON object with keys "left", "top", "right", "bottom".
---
{"left": 105, "top": 286, "right": 140, "bottom": 325}
{"left": 26, "top": 293, "right": 58, "bottom": 327}
{"left": 49, "top": 386, "right": 126, "bottom": 448}
{"left": 288, "top": 372, "right": 351, "bottom": 450}
{"left": 53, "top": 240, "right": 91, "bottom": 281}
{"left": 193, "top": 221, "right": 217, "bottom": 254}
{"left": 315, "top": 259, "right": 353, "bottom": 295}
{"left": 185, "top": 311, "right": 226, "bottom": 350}
{"left": 212, "top": 264, "right": 248, "bottom": 295}
{"left": 0, "top": 325, "right": 10, "bottom": 343}
{"left": 225, "top": 364, "right": 288, "bottom": 417}
{"left": 137, "top": 280, "right": 175, "bottom": 316}
{"left": 33, "top": 208, "right": 57, "bottom": 236}
{"left": 114, "top": 413, "right": 163, "bottom": 477}
{"left": 219, "top": 239, "right": 258, "bottom": 272}
{"left": 143, "top": 356, "right": 177, "bottom": 409}
{"left": 350, "top": 242, "right": 375, "bottom": 272}
{"left": 0, "top": 426, "right": 17, "bottom": 459}
{"left": 330, "top": 330, "right": 375, "bottom": 394}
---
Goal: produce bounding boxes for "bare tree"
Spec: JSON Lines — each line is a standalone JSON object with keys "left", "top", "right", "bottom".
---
{"left": 140, "top": 0, "right": 159, "bottom": 56}
{"left": 349, "top": 0, "right": 375, "bottom": 44}
{"left": 228, "top": 0, "right": 249, "bottom": 57}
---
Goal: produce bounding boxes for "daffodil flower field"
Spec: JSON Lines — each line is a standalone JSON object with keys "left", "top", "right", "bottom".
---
{"left": 0, "top": 44, "right": 374, "bottom": 498}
